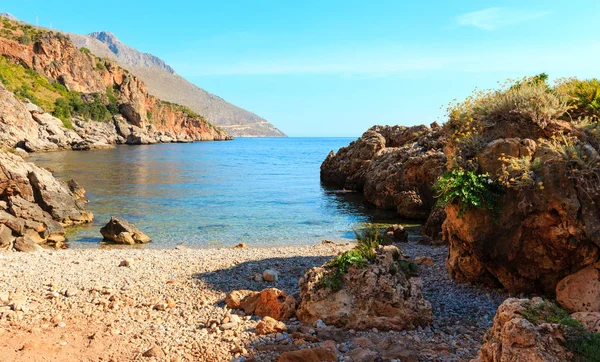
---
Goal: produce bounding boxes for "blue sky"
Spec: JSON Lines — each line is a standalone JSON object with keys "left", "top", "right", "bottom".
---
{"left": 3, "top": 1, "right": 600, "bottom": 136}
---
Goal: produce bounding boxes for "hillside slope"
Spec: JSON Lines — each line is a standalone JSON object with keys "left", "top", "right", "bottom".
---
{"left": 68, "top": 31, "right": 285, "bottom": 137}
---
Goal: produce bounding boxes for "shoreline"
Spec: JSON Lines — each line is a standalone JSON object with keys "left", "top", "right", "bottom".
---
{"left": 0, "top": 241, "right": 506, "bottom": 362}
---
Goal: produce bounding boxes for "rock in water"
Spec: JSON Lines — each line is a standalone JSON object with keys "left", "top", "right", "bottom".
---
{"left": 100, "top": 217, "right": 151, "bottom": 244}
{"left": 296, "top": 245, "right": 431, "bottom": 330}
{"left": 320, "top": 124, "right": 446, "bottom": 220}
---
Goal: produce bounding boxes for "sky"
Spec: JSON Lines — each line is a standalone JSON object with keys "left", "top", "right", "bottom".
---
{"left": 3, "top": 1, "right": 600, "bottom": 137}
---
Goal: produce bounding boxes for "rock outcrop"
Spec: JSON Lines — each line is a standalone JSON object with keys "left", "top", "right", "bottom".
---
{"left": 321, "top": 125, "right": 446, "bottom": 220}
{"left": 442, "top": 79, "right": 600, "bottom": 294}
{"left": 0, "top": 24, "right": 231, "bottom": 152}
{"left": 0, "top": 151, "right": 92, "bottom": 251}
{"left": 474, "top": 298, "right": 573, "bottom": 362}
{"left": 100, "top": 216, "right": 151, "bottom": 245}
{"left": 296, "top": 245, "right": 431, "bottom": 330}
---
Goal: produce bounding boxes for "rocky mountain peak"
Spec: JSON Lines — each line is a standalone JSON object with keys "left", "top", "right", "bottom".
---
{"left": 0, "top": 13, "right": 19, "bottom": 22}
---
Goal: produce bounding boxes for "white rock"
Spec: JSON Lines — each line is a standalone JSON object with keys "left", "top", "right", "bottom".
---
{"left": 262, "top": 269, "right": 279, "bottom": 282}
{"left": 316, "top": 319, "right": 327, "bottom": 329}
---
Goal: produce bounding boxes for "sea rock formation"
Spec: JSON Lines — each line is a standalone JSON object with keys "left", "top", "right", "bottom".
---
{"left": 474, "top": 298, "right": 573, "bottom": 362}
{"left": 321, "top": 124, "right": 446, "bottom": 220}
{"left": 0, "top": 151, "right": 93, "bottom": 251}
{"left": 0, "top": 23, "right": 231, "bottom": 152}
{"left": 100, "top": 216, "right": 151, "bottom": 244}
{"left": 442, "top": 80, "right": 600, "bottom": 294}
{"left": 296, "top": 245, "right": 431, "bottom": 330}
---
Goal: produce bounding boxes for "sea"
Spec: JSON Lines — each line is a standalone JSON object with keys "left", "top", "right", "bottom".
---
{"left": 30, "top": 138, "right": 403, "bottom": 248}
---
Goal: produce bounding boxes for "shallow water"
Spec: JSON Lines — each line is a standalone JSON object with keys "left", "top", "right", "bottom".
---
{"left": 30, "top": 138, "right": 402, "bottom": 248}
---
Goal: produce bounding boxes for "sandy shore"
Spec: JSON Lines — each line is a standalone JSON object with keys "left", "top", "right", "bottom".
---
{"left": 0, "top": 242, "right": 506, "bottom": 362}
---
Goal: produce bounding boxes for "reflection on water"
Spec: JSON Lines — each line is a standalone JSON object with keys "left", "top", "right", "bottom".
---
{"left": 30, "top": 138, "right": 403, "bottom": 248}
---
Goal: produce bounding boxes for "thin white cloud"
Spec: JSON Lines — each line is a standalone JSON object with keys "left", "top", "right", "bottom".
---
{"left": 456, "top": 7, "right": 550, "bottom": 30}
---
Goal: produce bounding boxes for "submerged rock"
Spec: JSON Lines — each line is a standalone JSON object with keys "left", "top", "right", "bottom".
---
{"left": 296, "top": 245, "right": 431, "bottom": 330}
{"left": 100, "top": 217, "right": 151, "bottom": 244}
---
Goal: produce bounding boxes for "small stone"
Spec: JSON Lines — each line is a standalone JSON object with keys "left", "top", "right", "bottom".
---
{"left": 220, "top": 322, "right": 238, "bottom": 330}
{"left": 119, "top": 258, "right": 135, "bottom": 267}
{"left": 142, "top": 346, "right": 165, "bottom": 358}
{"left": 65, "top": 288, "right": 78, "bottom": 297}
{"left": 234, "top": 243, "right": 247, "bottom": 249}
{"left": 316, "top": 319, "right": 327, "bottom": 329}
{"left": 255, "top": 316, "right": 287, "bottom": 335}
{"left": 262, "top": 269, "right": 279, "bottom": 282}
{"left": 414, "top": 256, "right": 435, "bottom": 266}
{"left": 253, "top": 273, "right": 264, "bottom": 282}
{"left": 57, "top": 322, "right": 66, "bottom": 328}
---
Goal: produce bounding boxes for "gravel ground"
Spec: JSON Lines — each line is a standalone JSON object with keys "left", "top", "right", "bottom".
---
{"left": 0, "top": 241, "right": 508, "bottom": 362}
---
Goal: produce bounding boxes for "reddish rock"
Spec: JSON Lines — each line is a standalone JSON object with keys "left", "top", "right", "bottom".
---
{"left": 226, "top": 288, "right": 296, "bottom": 321}
{"left": 474, "top": 298, "right": 572, "bottom": 362}
{"left": 255, "top": 316, "right": 287, "bottom": 335}
{"left": 556, "top": 261, "right": 600, "bottom": 313}
{"left": 277, "top": 348, "right": 337, "bottom": 362}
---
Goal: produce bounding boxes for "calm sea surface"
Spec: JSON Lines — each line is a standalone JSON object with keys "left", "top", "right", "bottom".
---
{"left": 30, "top": 138, "right": 401, "bottom": 248}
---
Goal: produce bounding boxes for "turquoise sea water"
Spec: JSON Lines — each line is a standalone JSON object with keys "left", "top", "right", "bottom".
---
{"left": 30, "top": 138, "right": 400, "bottom": 248}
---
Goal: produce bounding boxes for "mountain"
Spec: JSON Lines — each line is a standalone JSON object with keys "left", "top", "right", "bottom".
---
{"left": 67, "top": 31, "right": 285, "bottom": 137}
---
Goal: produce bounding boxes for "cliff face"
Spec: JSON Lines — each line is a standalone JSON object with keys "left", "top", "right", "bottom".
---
{"left": 0, "top": 21, "right": 230, "bottom": 149}
{"left": 67, "top": 31, "right": 285, "bottom": 137}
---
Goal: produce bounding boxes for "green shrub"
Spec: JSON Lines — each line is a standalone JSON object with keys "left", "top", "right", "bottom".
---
{"left": 17, "top": 35, "right": 31, "bottom": 45}
{"left": 522, "top": 300, "right": 600, "bottom": 362}
{"left": 80, "top": 47, "right": 91, "bottom": 55}
{"left": 96, "top": 61, "right": 106, "bottom": 71}
{"left": 433, "top": 169, "right": 502, "bottom": 218}
{"left": 147, "top": 110, "right": 154, "bottom": 122}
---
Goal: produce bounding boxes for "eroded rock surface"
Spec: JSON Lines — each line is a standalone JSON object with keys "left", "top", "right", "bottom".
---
{"left": 225, "top": 288, "right": 296, "bottom": 321}
{"left": 296, "top": 245, "right": 431, "bottom": 330}
{"left": 474, "top": 298, "right": 572, "bottom": 362}
{"left": 321, "top": 124, "right": 446, "bottom": 220}
{"left": 0, "top": 151, "right": 92, "bottom": 250}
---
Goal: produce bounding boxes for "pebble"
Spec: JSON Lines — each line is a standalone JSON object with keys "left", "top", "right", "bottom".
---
{"left": 262, "top": 269, "right": 279, "bottom": 282}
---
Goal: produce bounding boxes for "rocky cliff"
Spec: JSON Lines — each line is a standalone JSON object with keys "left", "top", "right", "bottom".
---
{"left": 320, "top": 124, "right": 447, "bottom": 239}
{"left": 67, "top": 31, "right": 285, "bottom": 137}
{"left": 0, "top": 151, "right": 92, "bottom": 251}
{"left": 0, "top": 17, "right": 231, "bottom": 151}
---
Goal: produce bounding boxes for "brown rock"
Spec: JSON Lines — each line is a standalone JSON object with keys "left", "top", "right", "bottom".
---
{"left": 277, "top": 348, "right": 337, "bottom": 362}
{"left": 142, "top": 346, "right": 165, "bottom": 358}
{"left": 474, "top": 298, "right": 572, "bottom": 362}
{"left": 384, "top": 224, "right": 408, "bottom": 243}
{"left": 414, "top": 256, "right": 435, "bottom": 266}
{"left": 571, "top": 312, "right": 600, "bottom": 333}
{"left": 297, "top": 245, "right": 431, "bottom": 330}
{"left": 0, "top": 224, "right": 14, "bottom": 249}
{"left": 255, "top": 316, "right": 287, "bottom": 335}
{"left": 100, "top": 216, "right": 151, "bottom": 244}
{"left": 320, "top": 125, "right": 446, "bottom": 219}
{"left": 556, "top": 261, "right": 600, "bottom": 313}
{"left": 227, "top": 288, "right": 296, "bottom": 320}
{"left": 13, "top": 236, "right": 42, "bottom": 252}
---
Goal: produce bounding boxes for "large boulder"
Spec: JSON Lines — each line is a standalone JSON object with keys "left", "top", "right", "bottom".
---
{"left": 474, "top": 298, "right": 573, "bottom": 362}
{"left": 100, "top": 216, "right": 151, "bottom": 244}
{"left": 441, "top": 78, "right": 600, "bottom": 294}
{"left": 321, "top": 124, "right": 446, "bottom": 220}
{"left": 296, "top": 245, "right": 431, "bottom": 330}
{"left": 556, "top": 261, "right": 600, "bottom": 313}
